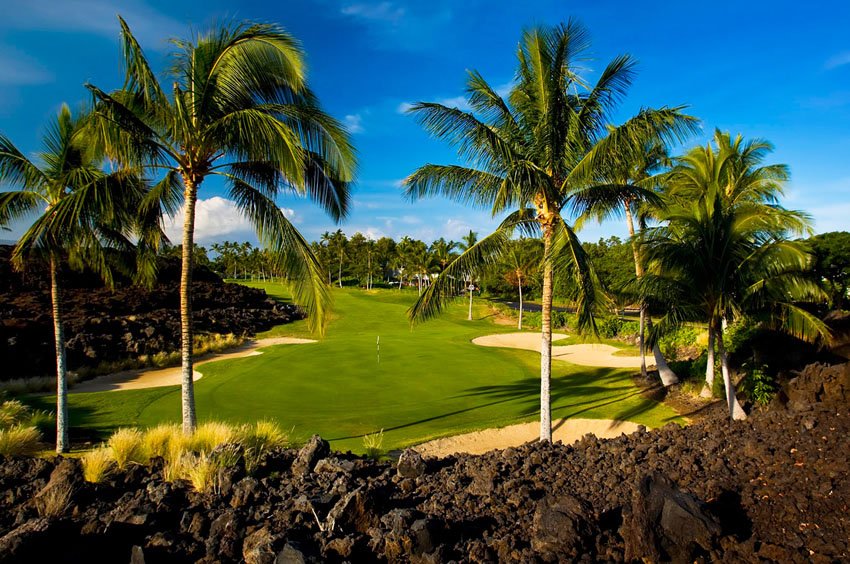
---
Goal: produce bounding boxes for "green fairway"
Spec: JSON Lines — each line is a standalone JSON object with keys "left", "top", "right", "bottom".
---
{"left": 34, "top": 284, "right": 681, "bottom": 453}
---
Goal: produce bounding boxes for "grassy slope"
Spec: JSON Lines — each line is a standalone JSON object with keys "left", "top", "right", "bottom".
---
{"left": 30, "top": 284, "right": 681, "bottom": 453}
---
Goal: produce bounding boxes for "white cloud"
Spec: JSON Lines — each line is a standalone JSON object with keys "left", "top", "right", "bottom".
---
{"left": 825, "top": 51, "right": 850, "bottom": 70}
{"left": 0, "top": 47, "right": 52, "bottom": 85}
{"left": 2, "top": 0, "right": 183, "bottom": 50}
{"left": 341, "top": 2, "right": 405, "bottom": 23}
{"left": 396, "top": 101, "right": 415, "bottom": 114}
{"left": 398, "top": 81, "right": 513, "bottom": 115}
{"left": 162, "top": 197, "right": 306, "bottom": 245}
{"left": 435, "top": 95, "right": 470, "bottom": 111}
{"left": 344, "top": 113, "right": 364, "bottom": 134}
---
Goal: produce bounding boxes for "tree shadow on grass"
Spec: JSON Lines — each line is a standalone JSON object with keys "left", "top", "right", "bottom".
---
{"left": 456, "top": 367, "right": 668, "bottom": 426}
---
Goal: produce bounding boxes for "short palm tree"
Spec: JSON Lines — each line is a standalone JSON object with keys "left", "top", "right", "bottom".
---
{"left": 404, "top": 21, "right": 695, "bottom": 441}
{"left": 88, "top": 18, "right": 356, "bottom": 433}
{"left": 0, "top": 105, "right": 154, "bottom": 452}
{"left": 500, "top": 238, "right": 541, "bottom": 329}
{"left": 642, "top": 130, "right": 829, "bottom": 418}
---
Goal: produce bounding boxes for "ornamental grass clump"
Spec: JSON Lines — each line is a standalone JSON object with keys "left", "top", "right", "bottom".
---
{"left": 239, "top": 419, "right": 289, "bottom": 473}
{"left": 188, "top": 421, "right": 238, "bottom": 454}
{"left": 82, "top": 447, "right": 115, "bottom": 483}
{"left": 108, "top": 428, "right": 145, "bottom": 468}
{"left": 0, "top": 426, "right": 41, "bottom": 456}
{"left": 142, "top": 424, "right": 182, "bottom": 461}
{"left": 362, "top": 429, "right": 385, "bottom": 460}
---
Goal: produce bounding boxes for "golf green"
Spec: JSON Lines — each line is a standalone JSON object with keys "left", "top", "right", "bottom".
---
{"left": 38, "top": 284, "right": 681, "bottom": 453}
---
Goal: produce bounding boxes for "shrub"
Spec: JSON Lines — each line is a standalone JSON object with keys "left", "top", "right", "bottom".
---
{"left": 0, "top": 399, "right": 30, "bottom": 427}
{"left": 108, "top": 428, "right": 145, "bottom": 468}
{"left": 0, "top": 425, "right": 41, "bottom": 456}
{"left": 741, "top": 364, "right": 777, "bottom": 406}
{"left": 82, "top": 447, "right": 115, "bottom": 483}
{"left": 598, "top": 317, "right": 623, "bottom": 339}
{"left": 362, "top": 429, "right": 385, "bottom": 460}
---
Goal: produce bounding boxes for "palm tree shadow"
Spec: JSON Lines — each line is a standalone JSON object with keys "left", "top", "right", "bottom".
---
{"left": 457, "top": 367, "right": 666, "bottom": 424}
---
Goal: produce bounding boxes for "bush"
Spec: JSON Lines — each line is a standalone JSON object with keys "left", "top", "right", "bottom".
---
{"left": 108, "top": 428, "right": 145, "bottom": 468}
{"left": 82, "top": 447, "right": 115, "bottom": 483}
{"left": 0, "top": 426, "right": 41, "bottom": 456}
{"left": 741, "top": 364, "right": 777, "bottom": 406}
{"left": 659, "top": 326, "right": 700, "bottom": 359}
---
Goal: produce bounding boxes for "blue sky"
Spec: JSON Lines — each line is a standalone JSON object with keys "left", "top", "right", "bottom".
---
{"left": 1, "top": 0, "right": 848, "bottom": 246}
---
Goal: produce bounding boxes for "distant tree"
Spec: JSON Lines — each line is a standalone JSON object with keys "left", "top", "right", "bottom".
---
{"left": 807, "top": 231, "right": 850, "bottom": 309}
{"left": 88, "top": 18, "right": 355, "bottom": 433}
{"left": 429, "top": 238, "right": 459, "bottom": 272}
{"left": 502, "top": 238, "right": 542, "bottom": 329}
{"left": 0, "top": 105, "right": 155, "bottom": 452}
{"left": 327, "top": 229, "right": 347, "bottom": 287}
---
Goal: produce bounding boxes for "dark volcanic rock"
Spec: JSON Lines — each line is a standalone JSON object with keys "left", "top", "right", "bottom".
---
{"left": 396, "top": 448, "right": 425, "bottom": 478}
{"left": 0, "top": 246, "right": 303, "bottom": 379}
{"left": 0, "top": 361, "right": 849, "bottom": 562}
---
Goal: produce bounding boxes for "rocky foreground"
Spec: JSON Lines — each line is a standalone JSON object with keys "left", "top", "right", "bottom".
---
{"left": 1, "top": 363, "right": 848, "bottom": 563}
{"left": 0, "top": 246, "right": 301, "bottom": 379}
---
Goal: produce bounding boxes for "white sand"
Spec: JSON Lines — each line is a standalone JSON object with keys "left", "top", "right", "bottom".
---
{"left": 71, "top": 337, "right": 316, "bottom": 393}
{"left": 472, "top": 331, "right": 651, "bottom": 368}
{"left": 416, "top": 418, "right": 641, "bottom": 457}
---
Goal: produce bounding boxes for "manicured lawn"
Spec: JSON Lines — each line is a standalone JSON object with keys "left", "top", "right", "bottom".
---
{"left": 30, "top": 284, "right": 681, "bottom": 453}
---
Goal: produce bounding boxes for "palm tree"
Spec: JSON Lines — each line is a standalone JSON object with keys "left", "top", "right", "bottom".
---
{"left": 642, "top": 130, "right": 829, "bottom": 419}
{"left": 328, "top": 229, "right": 347, "bottom": 288}
{"left": 429, "top": 237, "right": 458, "bottom": 272}
{"left": 404, "top": 21, "right": 695, "bottom": 441}
{"left": 0, "top": 105, "right": 155, "bottom": 452}
{"left": 88, "top": 18, "right": 356, "bottom": 433}
{"left": 501, "top": 238, "right": 541, "bottom": 329}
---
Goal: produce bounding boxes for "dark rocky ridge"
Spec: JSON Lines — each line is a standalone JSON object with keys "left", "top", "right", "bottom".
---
{"left": 0, "top": 361, "right": 848, "bottom": 563}
{"left": 0, "top": 245, "right": 302, "bottom": 379}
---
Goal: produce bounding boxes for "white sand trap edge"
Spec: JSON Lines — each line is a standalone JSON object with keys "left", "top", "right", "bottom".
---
{"left": 472, "top": 331, "right": 652, "bottom": 368}
{"left": 416, "top": 418, "right": 641, "bottom": 457}
{"left": 71, "top": 337, "right": 316, "bottom": 393}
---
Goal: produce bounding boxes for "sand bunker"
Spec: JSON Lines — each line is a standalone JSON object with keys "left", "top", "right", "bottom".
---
{"left": 472, "top": 331, "right": 650, "bottom": 368}
{"left": 71, "top": 337, "right": 316, "bottom": 393}
{"left": 416, "top": 418, "right": 641, "bottom": 457}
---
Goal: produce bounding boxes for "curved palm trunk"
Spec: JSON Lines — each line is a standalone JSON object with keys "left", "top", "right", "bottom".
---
{"left": 539, "top": 230, "right": 553, "bottom": 442}
{"left": 701, "top": 324, "right": 716, "bottom": 398}
{"left": 716, "top": 317, "right": 746, "bottom": 420}
{"left": 180, "top": 178, "right": 199, "bottom": 434}
{"left": 517, "top": 273, "right": 524, "bottom": 330}
{"left": 49, "top": 255, "right": 68, "bottom": 453}
{"left": 625, "top": 201, "right": 676, "bottom": 385}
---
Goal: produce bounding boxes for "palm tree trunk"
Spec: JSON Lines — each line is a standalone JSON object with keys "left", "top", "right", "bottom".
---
{"left": 625, "top": 201, "right": 676, "bottom": 384}
{"left": 717, "top": 317, "right": 746, "bottom": 420}
{"left": 338, "top": 252, "right": 343, "bottom": 288}
{"left": 539, "top": 230, "right": 553, "bottom": 442}
{"left": 639, "top": 306, "right": 648, "bottom": 379}
{"left": 467, "top": 283, "right": 473, "bottom": 321}
{"left": 180, "top": 178, "right": 198, "bottom": 434}
{"left": 49, "top": 255, "right": 68, "bottom": 453}
{"left": 517, "top": 273, "right": 524, "bottom": 330}
{"left": 701, "top": 323, "right": 716, "bottom": 398}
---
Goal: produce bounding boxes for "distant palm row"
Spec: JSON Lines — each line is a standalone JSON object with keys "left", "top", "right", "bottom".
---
{"left": 0, "top": 18, "right": 828, "bottom": 452}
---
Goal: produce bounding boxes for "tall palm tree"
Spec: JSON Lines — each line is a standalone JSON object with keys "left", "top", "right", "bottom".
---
{"left": 88, "top": 18, "right": 356, "bottom": 433}
{"left": 0, "top": 105, "right": 155, "bottom": 452}
{"left": 404, "top": 21, "right": 695, "bottom": 441}
{"left": 328, "top": 229, "right": 347, "bottom": 288}
{"left": 429, "top": 237, "right": 458, "bottom": 272}
{"left": 642, "top": 130, "right": 829, "bottom": 419}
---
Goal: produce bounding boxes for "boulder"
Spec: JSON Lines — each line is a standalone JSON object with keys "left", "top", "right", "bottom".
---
{"left": 396, "top": 448, "right": 425, "bottom": 479}
{"left": 291, "top": 435, "right": 329, "bottom": 477}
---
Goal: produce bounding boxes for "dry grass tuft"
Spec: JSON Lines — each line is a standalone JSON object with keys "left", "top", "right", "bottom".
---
{"left": 239, "top": 419, "right": 289, "bottom": 473}
{"left": 189, "top": 421, "right": 237, "bottom": 454}
{"left": 0, "top": 426, "right": 42, "bottom": 456}
{"left": 108, "top": 428, "right": 144, "bottom": 468}
{"left": 362, "top": 429, "right": 385, "bottom": 460}
{"left": 142, "top": 423, "right": 182, "bottom": 461}
{"left": 82, "top": 447, "right": 115, "bottom": 483}
{"left": 35, "top": 483, "right": 73, "bottom": 518}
